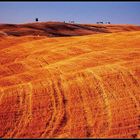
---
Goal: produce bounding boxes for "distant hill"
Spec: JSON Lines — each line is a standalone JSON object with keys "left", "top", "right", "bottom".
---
{"left": 0, "top": 21, "right": 140, "bottom": 37}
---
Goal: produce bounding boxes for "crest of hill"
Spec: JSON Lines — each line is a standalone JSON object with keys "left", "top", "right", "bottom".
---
{"left": 0, "top": 21, "right": 140, "bottom": 37}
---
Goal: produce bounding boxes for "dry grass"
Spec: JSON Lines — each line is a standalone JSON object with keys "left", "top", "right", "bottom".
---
{"left": 0, "top": 30, "right": 140, "bottom": 138}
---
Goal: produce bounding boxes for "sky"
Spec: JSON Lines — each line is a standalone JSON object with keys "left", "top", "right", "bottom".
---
{"left": 0, "top": 2, "right": 140, "bottom": 25}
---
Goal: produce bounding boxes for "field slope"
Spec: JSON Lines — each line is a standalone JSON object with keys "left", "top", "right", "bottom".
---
{"left": 0, "top": 31, "right": 140, "bottom": 138}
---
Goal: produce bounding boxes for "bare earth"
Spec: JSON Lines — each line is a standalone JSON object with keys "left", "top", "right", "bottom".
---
{"left": 0, "top": 22, "right": 140, "bottom": 138}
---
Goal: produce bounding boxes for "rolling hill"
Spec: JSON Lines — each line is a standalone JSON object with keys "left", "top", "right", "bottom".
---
{"left": 0, "top": 22, "right": 140, "bottom": 37}
{"left": 0, "top": 23, "right": 140, "bottom": 138}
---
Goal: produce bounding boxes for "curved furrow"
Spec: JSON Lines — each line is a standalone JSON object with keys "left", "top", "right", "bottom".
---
{"left": 13, "top": 83, "right": 33, "bottom": 137}
{"left": 39, "top": 81, "right": 59, "bottom": 137}
{"left": 40, "top": 72, "right": 65, "bottom": 138}
{"left": 91, "top": 72, "right": 112, "bottom": 137}
{"left": 4, "top": 83, "right": 33, "bottom": 137}
{"left": 48, "top": 77, "right": 67, "bottom": 137}
{"left": 72, "top": 71, "right": 106, "bottom": 137}
{"left": 74, "top": 72, "right": 95, "bottom": 137}
{"left": 17, "top": 80, "right": 54, "bottom": 138}
{"left": 45, "top": 78, "right": 66, "bottom": 137}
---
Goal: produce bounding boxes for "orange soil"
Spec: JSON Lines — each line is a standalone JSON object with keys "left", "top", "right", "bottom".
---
{"left": 0, "top": 30, "right": 140, "bottom": 138}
